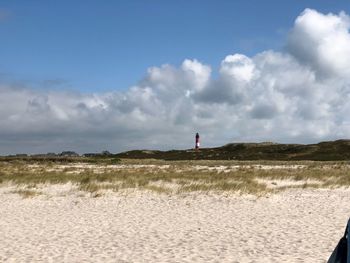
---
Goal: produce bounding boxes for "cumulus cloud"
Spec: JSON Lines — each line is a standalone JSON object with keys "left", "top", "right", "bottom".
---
{"left": 288, "top": 8, "right": 350, "bottom": 78}
{"left": 1, "top": 8, "right": 350, "bottom": 154}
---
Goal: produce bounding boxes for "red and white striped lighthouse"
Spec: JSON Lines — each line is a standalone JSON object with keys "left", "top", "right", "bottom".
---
{"left": 195, "top": 133, "right": 200, "bottom": 150}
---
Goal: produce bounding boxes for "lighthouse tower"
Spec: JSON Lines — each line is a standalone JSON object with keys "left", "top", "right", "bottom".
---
{"left": 195, "top": 133, "right": 200, "bottom": 150}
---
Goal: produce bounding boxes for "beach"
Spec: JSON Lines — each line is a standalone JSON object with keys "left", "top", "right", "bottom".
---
{"left": 2, "top": 2, "right": 350, "bottom": 262}
{"left": 0, "top": 184, "right": 349, "bottom": 262}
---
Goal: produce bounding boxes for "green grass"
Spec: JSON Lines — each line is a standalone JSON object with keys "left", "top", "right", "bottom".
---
{"left": 0, "top": 160, "right": 349, "bottom": 195}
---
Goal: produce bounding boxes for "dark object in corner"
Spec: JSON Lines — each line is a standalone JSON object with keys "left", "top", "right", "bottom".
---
{"left": 328, "top": 218, "right": 350, "bottom": 263}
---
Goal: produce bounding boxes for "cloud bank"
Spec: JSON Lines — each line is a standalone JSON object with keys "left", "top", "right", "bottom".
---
{"left": 1, "top": 8, "right": 350, "bottom": 154}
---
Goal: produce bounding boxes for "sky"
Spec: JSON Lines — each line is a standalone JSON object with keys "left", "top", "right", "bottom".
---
{"left": 1, "top": 1, "right": 350, "bottom": 154}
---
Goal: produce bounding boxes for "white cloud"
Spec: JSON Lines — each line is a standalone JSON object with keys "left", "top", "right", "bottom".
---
{"left": 288, "top": 8, "right": 350, "bottom": 78}
{"left": 1, "top": 8, "right": 350, "bottom": 154}
{"left": 220, "top": 54, "right": 255, "bottom": 82}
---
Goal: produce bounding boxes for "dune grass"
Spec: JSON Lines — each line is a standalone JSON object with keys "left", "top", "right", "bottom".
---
{"left": 10, "top": 189, "right": 42, "bottom": 198}
{"left": 0, "top": 160, "right": 349, "bottom": 195}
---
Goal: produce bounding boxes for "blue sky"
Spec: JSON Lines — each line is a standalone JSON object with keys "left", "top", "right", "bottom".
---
{"left": 2, "top": 1, "right": 350, "bottom": 154}
{"left": 0, "top": 1, "right": 349, "bottom": 92}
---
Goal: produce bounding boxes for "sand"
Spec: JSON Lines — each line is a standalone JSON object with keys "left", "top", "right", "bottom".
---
{"left": 26, "top": 163, "right": 307, "bottom": 175}
{"left": 0, "top": 186, "right": 349, "bottom": 262}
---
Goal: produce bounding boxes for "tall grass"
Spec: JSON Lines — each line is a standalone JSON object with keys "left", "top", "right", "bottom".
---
{"left": 0, "top": 160, "right": 349, "bottom": 195}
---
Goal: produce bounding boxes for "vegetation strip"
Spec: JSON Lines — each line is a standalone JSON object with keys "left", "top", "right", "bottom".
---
{"left": 1, "top": 160, "right": 349, "bottom": 196}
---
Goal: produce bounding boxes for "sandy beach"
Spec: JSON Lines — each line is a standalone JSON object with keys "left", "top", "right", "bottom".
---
{"left": 0, "top": 185, "right": 349, "bottom": 262}
{"left": 2, "top": 2, "right": 350, "bottom": 262}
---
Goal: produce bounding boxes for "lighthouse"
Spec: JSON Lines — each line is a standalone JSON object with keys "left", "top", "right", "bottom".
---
{"left": 195, "top": 133, "right": 200, "bottom": 150}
